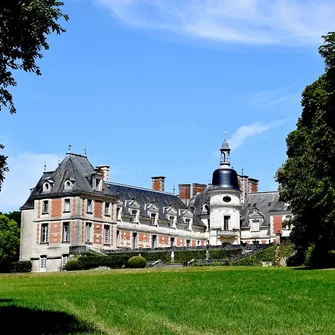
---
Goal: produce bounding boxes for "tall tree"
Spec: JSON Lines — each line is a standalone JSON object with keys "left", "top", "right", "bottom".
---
{"left": 0, "top": 1, "right": 68, "bottom": 190}
{"left": 0, "top": 214, "right": 20, "bottom": 265}
{"left": 276, "top": 32, "right": 335, "bottom": 268}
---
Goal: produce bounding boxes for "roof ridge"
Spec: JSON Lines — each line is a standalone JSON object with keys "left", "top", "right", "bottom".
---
{"left": 106, "top": 181, "right": 176, "bottom": 195}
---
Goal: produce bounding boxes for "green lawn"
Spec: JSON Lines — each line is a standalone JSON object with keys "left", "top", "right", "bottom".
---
{"left": 0, "top": 267, "right": 334, "bottom": 335}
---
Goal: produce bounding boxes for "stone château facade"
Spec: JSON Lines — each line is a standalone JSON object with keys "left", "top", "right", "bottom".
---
{"left": 20, "top": 140, "right": 292, "bottom": 272}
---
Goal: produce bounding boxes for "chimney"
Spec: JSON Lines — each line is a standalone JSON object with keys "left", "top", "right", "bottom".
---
{"left": 192, "top": 183, "right": 206, "bottom": 197}
{"left": 152, "top": 176, "right": 165, "bottom": 192}
{"left": 179, "top": 184, "right": 191, "bottom": 205}
{"left": 249, "top": 178, "right": 259, "bottom": 193}
{"left": 96, "top": 165, "right": 110, "bottom": 181}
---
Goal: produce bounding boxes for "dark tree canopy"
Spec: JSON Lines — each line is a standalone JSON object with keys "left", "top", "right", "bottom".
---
{"left": 0, "top": 1, "right": 68, "bottom": 190}
{"left": 0, "top": 214, "right": 20, "bottom": 264}
{"left": 276, "top": 32, "right": 335, "bottom": 267}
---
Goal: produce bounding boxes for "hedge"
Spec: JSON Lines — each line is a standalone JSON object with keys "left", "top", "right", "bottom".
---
{"left": 10, "top": 261, "right": 32, "bottom": 273}
{"left": 127, "top": 256, "right": 146, "bottom": 268}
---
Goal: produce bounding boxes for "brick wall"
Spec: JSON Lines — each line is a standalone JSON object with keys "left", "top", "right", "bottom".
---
{"left": 49, "top": 222, "right": 61, "bottom": 244}
{"left": 52, "top": 199, "right": 61, "bottom": 217}
{"left": 273, "top": 216, "right": 283, "bottom": 234}
{"left": 93, "top": 223, "right": 102, "bottom": 244}
{"left": 94, "top": 201, "right": 102, "bottom": 219}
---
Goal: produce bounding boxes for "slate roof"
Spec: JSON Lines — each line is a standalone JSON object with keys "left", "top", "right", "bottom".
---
{"left": 105, "top": 182, "right": 206, "bottom": 227}
{"left": 240, "top": 191, "right": 290, "bottom": 227}
{"left": 21, "top": 153, "right": 114, "bottom": 209}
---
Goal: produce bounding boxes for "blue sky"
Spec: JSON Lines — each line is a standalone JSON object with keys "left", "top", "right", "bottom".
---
{"left": 1, "top": 0, "right": 334, "bottom": 211}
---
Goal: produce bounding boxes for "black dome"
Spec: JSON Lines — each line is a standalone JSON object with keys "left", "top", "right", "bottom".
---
{"left": 212, "top": 167, "right": 240, "bottom": 190}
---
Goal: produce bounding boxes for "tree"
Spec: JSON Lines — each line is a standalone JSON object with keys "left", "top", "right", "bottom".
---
{"left": 276, "top": 32, "right": 335, "bottom": 268}
{"left": 0, "top": 210, "right": 21, "bottom": 228}
{"left": 0, "top": 1, "right": 69, "bottom": 189}
{"left": 0, "top": 214, "right": 20, "bottom": 266}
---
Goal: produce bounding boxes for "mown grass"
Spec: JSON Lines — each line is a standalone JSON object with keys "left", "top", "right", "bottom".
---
{"left": 0, "top": 267, "right": 335, "bottom": 335}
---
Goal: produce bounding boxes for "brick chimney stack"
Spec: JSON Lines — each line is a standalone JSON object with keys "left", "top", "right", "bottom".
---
{"left": 192, "top": 183, "right": 207, "bottom": 197}
{"left": 179, "top": 184, "right": 191, "bottom": 205}
{"left": 152, "top": 176, "right": 165, "bottom": 192}
{"left": 96, "top": 165, "right": 110, "bottom": 181}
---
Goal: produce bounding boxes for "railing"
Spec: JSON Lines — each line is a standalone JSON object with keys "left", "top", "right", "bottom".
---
{"left": 217, "top": 230, "right": 239, "bottom": 237}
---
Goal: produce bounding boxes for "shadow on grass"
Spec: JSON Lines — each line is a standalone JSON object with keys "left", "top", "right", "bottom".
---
{"left": 0, "top": 305, "right": 100, "bottom": 335}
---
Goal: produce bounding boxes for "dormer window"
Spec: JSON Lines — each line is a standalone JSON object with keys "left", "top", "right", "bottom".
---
{"left": 116, "top": 207, "right": 121, "bottom": 221}
{"left": 185, "top": 218, "right": 192, "bottom": 230}
{"left": 169, "top": 216, "right": 175, "bottom": 227}
{"left": 42, "top": 200, "right": 49, "bottom": 214}
{"left": 94, "top": 178, "right": 102, "bottom": 191}
{"left": 130, "top": 210, "right": 138, "bottom": 223}
{"left": 251, "top": 219, "right": 260, "bottom": 232}
{"left": 64, "top": 180, "right": 73, "bottom": 191}
{"left": 43, "top": 182, "right": 51, "bottom": 193}
{"left": 150, "top": 213, "right": 157, "bottom": 225}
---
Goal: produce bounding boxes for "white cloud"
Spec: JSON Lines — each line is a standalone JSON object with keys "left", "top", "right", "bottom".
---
{"left": 227, "top": 120, "right": 286, "bottom": 150}
{"left": 94, "top": 0, "right": 335, "bottom": 45}
{"left": 0, "top": 153, "right": 60, "bottom": 212}
{"left": 248, "top": 85, "right": 301, "bottom": 108}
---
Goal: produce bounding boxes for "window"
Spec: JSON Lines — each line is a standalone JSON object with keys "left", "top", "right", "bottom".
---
{"left": 62, "top": 222, "right": 70, "bottom": 243}
{"left": 61, "top": 255, "right": 69, "bottom": 269}
{"left": 105, "top": 202, "right": 110, "bottom": 216}
{"left": 150, "top": 213, "right": 156, "bottom": 225}
{"left": 42, "top": 200, "right": 49, "bottom": 214}
{"left": 64, "top": 199, "right": 70, "bottom": 213}
{"left": 223, "top": 216, "right": 230, "bottom": 230}
{"left": 132, "top": 232, "right": 138, "bottom": 249}
{"left": 170, "top": 237, "right": 175, "bottom": 247}
{"left": 169, "top": 216, "right": 175, "bottom": 227}
{"left": 104, "top": 225, "right": 111, "bottom": 245}
{"left": 87, "top": 199, "right": 93, "bottom": 213}
{"left": 151, "top": 234, "right": 157, "bottom": 248}
{"left": 251, "top": 219, "right": 260, "bottom": 232}
{"left": 116, "top": 230, "right": 120, "bottom": 247}
{"left": 186, "top": 239, "right": 191, "bottom": 247}
{"left": 40, "top": 223, "right": 49, "bottom": 243}
{"left": 95, "top": 178, "right": 102, "bottom": 191}
{"left": 116, "top": 207, "right": 121, "bottom": 221}
{"left": 130, "top": 210, "right": 137, "bottom": 223}
{"left": 43, "top": 182, "right": 51, "bottom": 192}
{"left": 223, "top": 196, "right": 231, "bottom": 203}
{"left": 40, "top": 256, "right": 47, "bottom": 272}
{"left": 85, "top": 222, "right": 92, "bottom": 243}
{"left": 64, "top": 180, "right": 72, "bottom": 191}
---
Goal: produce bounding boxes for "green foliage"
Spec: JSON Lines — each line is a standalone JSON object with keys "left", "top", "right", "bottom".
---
{"left": 0, "top": 144, "right": 8, "bottom": 191}
{"left": 304, "top": 244, "right": 335, "bottom": 269}
{"left": 64, "top": 260, "right": 81, "bottom": 271}
{"left": 10, "top": 261, "right": 32, "bottom": 273}
{"left": 0, "top": 214, "right": 20, "bottom": 265}
{"left": 232, "top": 245, "right": 295, "bottom": 267}
{"left": 1, "top": 211, "right": 21, "bottom": 228}
{"left": 0, "top": 1, "right": 68, "bottom": 189}
{"left": 127, "top": 256, "right": 147, "bottom": 268}
{"left": 276, "top": 32, "right": 335, "bottom": 267}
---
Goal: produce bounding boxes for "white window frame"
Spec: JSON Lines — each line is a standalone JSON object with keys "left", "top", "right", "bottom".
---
{"left": 40, "top": 223, "right": 49, "bottom": 243}
{"left": 61, "top": 255, "right": 69, "bottom": 269}
{"left": 103, "top": 225, "right": 111, "bottom": 245}
{"left": 42, "top": 200, "right": 49, "bottom": 214}
{"left": 62, "top": 222, "right": 71, "bottom": 243}
{"left": 63, "top": 198, "right": 71, "bottom": 213}
{"left": 87, "top": 199, "right": 93, "bottom": 213}
{"left": 223, "top": 216, "right": 230, "bottom": 230}
{"left": 85, "top": 222, "right": 93, "bottom": 243}
{"left": 104, "top": 202, "right": 110, "bottom": 216}
{"left": 130, "top": 210, "right": 138, "bottom": 223}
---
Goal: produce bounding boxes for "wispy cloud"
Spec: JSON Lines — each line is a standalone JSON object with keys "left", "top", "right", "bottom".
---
{"left": 0, "top": 153, "right": 60, "bottom": 212}
{"left": 248, "top": 85, "right": 301, "bottom": 108}
{"left": 228, "top": 120, "right": 287, "bottom": 150}
{"left": 94, "top": 0, "right": 335, "bottom": 45}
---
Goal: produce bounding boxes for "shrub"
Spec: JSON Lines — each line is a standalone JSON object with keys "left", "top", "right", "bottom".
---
{"left": 10, "top": 261, "right": 32, "bottom": 273}
{"left": 127, "top": 256, "right": 146, "bottom": 268}
{"left": 64, "top": 260, "right": 81, "bottom": 271}
{"left": 304, "top": 244, "right": 335, "bottom": 269}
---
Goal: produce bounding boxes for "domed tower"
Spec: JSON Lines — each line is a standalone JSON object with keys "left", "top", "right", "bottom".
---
{"left": 208, "top": 139, "right": 241, "bottom": 246}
